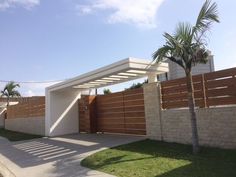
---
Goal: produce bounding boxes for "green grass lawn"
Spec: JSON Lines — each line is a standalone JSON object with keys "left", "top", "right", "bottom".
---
{"left": 81, "top": 139, "right": 236, "bottom": 177}
{"left": 0, "top": 128, "right": 42, "bottom": 141}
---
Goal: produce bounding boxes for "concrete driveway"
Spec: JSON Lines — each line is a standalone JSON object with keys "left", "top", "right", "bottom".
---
{"left": 0, "top": 134, "right": 144, "bottom": 177}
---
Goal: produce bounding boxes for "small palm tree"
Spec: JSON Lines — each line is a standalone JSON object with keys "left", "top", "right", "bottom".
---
{"left": 1, "top": 81, "right": 21, "bottom": 106}
{"left": 153, "top": 0, "right": 219, "bottom": 154}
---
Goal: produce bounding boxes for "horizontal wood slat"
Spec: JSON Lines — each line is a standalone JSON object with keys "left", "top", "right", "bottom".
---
{"left": 205, "top": 78, "right": 236, "bottom": 88}
{"left": 206, "top": 87, "right": 236, "bottom": 97}
{"left": 161, "top": 67, "right": 236, "bottom": 109}
{"left": 205, "top": 67, "right": 236, "bottom": 80}
{"left": 7, "top": 97, "right": 45, "bottom": 119}
{"left": 161, "top": 75, "right": 202, "bottom": 88}
{"left": 207, "top": 97, "right": 236, "bottom": 106}
{"left": 95, "top": 88, "right": 146, "bottom": 135}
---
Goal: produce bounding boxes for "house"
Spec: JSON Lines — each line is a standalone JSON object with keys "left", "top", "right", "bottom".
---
{"left": 3, "top": 57, "right": 236, "bottom": 150}
{"left": 158, "top": 54, "right": 214, "bottom": 81}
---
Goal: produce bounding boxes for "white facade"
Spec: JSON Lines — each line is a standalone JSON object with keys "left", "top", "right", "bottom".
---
{"left": 158, "top": 55, "right": 214, "bottom": 81}
{"left": 5, "top": 117, "right": 45, "bottom": 135}
{"left": 45, "top": 57, "right": 169, "bottom": 137}
{"left": 45, "top": 88, "right": 81, "bottom": 136}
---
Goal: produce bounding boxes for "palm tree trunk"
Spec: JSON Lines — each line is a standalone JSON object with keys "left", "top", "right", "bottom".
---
{"left": 7, "top": 97, "right": 10, "bottom": 107}
{"left": 6, "top": 97, "right": 9, "bottom": 120}
{"left": 186, "top": 72, "right": 200, "bottom": 154}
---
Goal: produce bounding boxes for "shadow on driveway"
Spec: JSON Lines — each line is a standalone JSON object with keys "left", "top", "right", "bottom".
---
{"left": 0, "top": 133, "right": 144, "bottom": 177}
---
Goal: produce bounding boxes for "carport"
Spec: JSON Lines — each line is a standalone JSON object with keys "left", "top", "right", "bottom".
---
{"left": 45, "top": 58, "right": 168, "bottom": 136}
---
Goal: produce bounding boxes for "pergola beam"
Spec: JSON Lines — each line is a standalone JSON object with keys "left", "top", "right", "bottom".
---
{"left": 47, "top": 57, "right": 169, "bottom": 92}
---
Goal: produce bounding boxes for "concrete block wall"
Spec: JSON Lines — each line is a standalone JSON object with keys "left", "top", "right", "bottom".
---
{"left": 143, "top": 82, "right": 236, "bottom": 149}
{"left": 162, "top": 107, "right": 236, "bottom": 149}
{"left": 5, "top": 117, "right": 45, "bottom": 136}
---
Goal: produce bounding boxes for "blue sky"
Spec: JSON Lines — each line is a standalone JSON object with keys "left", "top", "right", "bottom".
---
{"left": 0, "top": 0, "right": 235, "bottom": 96}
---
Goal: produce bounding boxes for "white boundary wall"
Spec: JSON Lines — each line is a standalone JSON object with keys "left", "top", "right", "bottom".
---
{"left": 5, "top": 117, "right": 45, "bottom": 135}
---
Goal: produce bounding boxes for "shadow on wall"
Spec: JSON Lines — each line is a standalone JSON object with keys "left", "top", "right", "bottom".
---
{"left": 47, "top": 90, "right": 81, "bottom": 137}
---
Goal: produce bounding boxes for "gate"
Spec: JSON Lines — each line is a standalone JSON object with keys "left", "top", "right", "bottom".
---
{"left": 79, "top": 88, "right": 146, "bottom": 135}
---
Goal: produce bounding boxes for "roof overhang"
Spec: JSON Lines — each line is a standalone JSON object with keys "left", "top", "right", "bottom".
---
{"left": 47, "top": 57, "right": 169, "bottom": 92}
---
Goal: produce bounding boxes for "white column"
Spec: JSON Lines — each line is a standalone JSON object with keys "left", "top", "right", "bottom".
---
{"left": 45, "top": 89, "right": 51, "bottom": 136}
{"left": 45, "top": 89, "right": 81, "bottom": 137}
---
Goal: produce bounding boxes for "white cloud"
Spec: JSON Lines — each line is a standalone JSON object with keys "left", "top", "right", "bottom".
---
{"left": 76, "top": 0, "right": 165, "bottom": 29}
{"left": 0, "top": 0, "right": 40, "bottom": 10}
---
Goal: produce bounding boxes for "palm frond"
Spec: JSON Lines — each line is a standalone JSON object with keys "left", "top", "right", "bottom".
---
{"left": 175, "top": 22, "right": 193, "bottom": 44}
{"left": 194, "top": 0, "right": 219, "bottom": 41}
{"left": 152, "top": 45, "right": 171, "bottom": 62}
{"left": 10, "top": 90, "right": 21, "bottom": 97}
{"left": 153, "top": 0, "right": 219, "bottom": 73}
{"left": 193, "top": 48, "right": 209, "bottom": 65}
{"left": 1, "top": 81, "right": 21, "bottom": 99}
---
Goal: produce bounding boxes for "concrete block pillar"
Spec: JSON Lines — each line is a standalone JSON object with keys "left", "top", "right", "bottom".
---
{"left": 143, "top": 82, "right": 163, "bottom": 140}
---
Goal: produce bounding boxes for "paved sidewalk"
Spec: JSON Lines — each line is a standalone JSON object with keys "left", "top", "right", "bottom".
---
{"left": 0, "top": 134, "right": 144, "bottom": 177}
{"left": 0, "top": 137, "right": 9, "bottom": 144}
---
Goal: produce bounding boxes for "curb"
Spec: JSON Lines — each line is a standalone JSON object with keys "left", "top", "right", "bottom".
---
{"left": 0, "top": 161, "right": 16, "bottom": 177}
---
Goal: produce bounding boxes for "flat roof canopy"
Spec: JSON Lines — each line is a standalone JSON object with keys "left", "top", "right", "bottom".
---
{"left": 47, "top": 57, "right": 169, "bottom": 92}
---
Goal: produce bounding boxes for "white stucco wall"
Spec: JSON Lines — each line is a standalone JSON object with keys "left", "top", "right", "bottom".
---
{"left": 46, "top": 89, "right": 81, "bottom": 136}
{"left": 5, "top": 117, "right": 45, "bottom": 135}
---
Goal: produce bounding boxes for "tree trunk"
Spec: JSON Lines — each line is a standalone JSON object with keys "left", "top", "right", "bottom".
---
{"left": 7, "top": 97, "right": 10, "bottom": 107}
{"left": 5, "top": 97, "right": 9, "bottom": 121}
{"left": 186, "top": 72, "right": 200, "bottom": 154}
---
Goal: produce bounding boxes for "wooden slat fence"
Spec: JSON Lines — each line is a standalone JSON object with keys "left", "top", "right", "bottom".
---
{"left": 7, "top": 97, "right": 45, "bottom": 119}
{"left": 161, "top": 67, "right": 236, "bottom": 109}
{"left": 79, "top": 95, "right": 96, "bottom": 133}
{"left": 96, "top": 88, "right": 146, "bottom": 135}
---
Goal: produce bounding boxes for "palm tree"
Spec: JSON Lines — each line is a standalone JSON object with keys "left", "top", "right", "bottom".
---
{"left": 152, "top": 0, "right": 219, "bottom": 154}
{"left": 1, "top": 81, "right": 21, "bottom": 106}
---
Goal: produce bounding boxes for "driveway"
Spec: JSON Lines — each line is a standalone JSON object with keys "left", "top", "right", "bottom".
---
{"left": 0, "top": 134, "right": 144, "bottom": 177}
